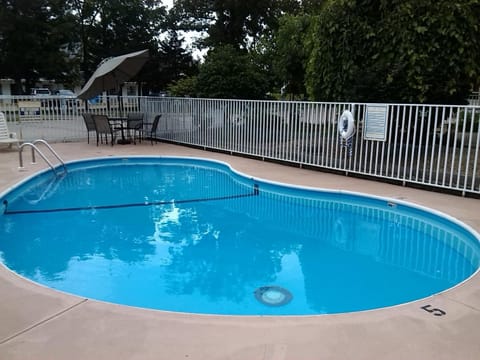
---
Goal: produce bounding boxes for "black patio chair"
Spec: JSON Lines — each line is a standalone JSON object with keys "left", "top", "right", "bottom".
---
{"left": 92, "top": 114, "right": 120, "bottom": 146}
{"left": 82, "top": 113, "right": 96, "bottom": 144}
{"left": 141, "top": 114, "right": 161, "bottom": 145}
{"left": 126, "top": 112, "right": 144, "bottom": 144}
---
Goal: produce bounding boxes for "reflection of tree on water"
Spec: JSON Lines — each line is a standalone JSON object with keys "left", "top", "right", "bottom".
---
{"left": 0, "top": 206, "right": 157, "bottom": 281}
{"left": 150, "top": 198, "right": 296, "bottom": 303}
{"left": 0, "top": 159, "right": 255, "bottom": 284}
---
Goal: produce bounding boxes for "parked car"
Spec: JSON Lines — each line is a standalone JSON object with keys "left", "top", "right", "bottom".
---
{"left": 55, "top": 89, "right": 75, "bottom": 97}
{"left": 29, "top": 88, "right": 52, "bottom": 107}
{"left": 54, "top": 89, "right": 76, "bottom": 111}
{"left": 31, "top": 88, "right": 51, "bottom": 96}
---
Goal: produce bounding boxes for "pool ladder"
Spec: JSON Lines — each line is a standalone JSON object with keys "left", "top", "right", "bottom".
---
{"left": 18, "top": 139, "right": 67, "bottom": 176}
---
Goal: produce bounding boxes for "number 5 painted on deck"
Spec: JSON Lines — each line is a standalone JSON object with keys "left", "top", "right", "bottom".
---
{"left": 421, "top": 304, "right": 446, "bottom": 316}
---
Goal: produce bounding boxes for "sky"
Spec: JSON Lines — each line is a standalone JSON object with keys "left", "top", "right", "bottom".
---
{"left": 162, "top": 0, "right": 174, "bottom": 9}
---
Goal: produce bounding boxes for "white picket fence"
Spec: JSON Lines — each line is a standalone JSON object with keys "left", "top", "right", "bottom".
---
{"left": 1, "top": 95, "right": 479, "bottom": 195}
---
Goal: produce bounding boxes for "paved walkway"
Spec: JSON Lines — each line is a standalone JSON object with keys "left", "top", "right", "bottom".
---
{"left": 0, "top": 142, "right": 479, "bottom": 359}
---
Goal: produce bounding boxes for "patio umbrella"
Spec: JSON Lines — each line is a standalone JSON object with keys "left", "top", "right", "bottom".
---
{"left": 77, "top": 49, "right": 149, "bottom": 100}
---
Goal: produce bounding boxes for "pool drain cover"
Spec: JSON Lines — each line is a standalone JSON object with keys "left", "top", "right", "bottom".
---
{"left": 254, "top": 286, "right": 292, "bottom": 306}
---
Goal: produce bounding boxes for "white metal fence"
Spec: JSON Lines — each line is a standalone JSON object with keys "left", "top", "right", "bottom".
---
{"left": 0, "top": 95, "right": 145, "bottom": 142}
{"left": 1, "top": 95, "right": 479, "bottom": 196}
{"left": 152, "top": 98, "right": 479, "bottom": 196}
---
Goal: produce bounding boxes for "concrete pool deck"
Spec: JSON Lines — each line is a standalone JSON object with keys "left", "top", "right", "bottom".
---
{"left": 0, "top": 142, "right": 479, "bottom": 360}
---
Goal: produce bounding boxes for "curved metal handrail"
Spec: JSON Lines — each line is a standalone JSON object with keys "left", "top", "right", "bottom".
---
{"left": 18, "top": 140, "right": 67, "bottom": 175}
{"left": 32, "top": 139, "right": 67, "bottom": 173}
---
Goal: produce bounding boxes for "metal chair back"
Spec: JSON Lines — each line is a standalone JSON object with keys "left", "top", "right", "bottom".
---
{"left": 92, "top": 114, "right": 116, "bottom": 146}
{"left": 82, "top": 113, "right": 96, "bottom": 143}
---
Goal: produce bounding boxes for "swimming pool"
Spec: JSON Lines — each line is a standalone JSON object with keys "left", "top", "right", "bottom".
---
{"left": 0, "top": 157, "right": 479, "bottom": 315}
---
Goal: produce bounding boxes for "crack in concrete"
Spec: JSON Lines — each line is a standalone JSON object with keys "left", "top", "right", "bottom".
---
{"left": 0, "top": 298, "right": 88, "bottom": 345}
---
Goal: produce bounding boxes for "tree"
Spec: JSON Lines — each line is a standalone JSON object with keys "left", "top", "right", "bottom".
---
{"left": 171, "top": 0, "right": 300, "bottom": 50}
{"left": 195, "top": 45, "right": 270, "bottom": 99}
{"left": 305, "top": 0, "right": 480, "bottom": 104}
{"left": 0, "top": 0, "right": 169, "bottom": 93}
{"left": 67, "top": 0, "right": 166, "bottom": 87}
{"left": 272, "top": 14, "right": 311, "bottom": 99}
{"left": 305, "top": 1, "right": 373, "bottom": 102}
{"left": 0, "top": 0, "right": 78, "bottom": 93}
{"left": 379, "top": 0, "right": 480, "bottom": 103}
{"left": 151, "top": 30, "right": 198, "bottom": 92}
{"left": 66, "top": 0, "right": 103, "bottom": 84}
{"left": 300, "top": 0, "right": 327, "bottom": 14}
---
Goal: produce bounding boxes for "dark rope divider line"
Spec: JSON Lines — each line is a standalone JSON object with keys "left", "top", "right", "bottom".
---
{"left": 3, "top": 184, "right": 260, "bottom": 215}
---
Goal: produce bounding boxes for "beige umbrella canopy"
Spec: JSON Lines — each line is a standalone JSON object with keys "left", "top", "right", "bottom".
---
{"left": 77, "top": 49, "right": 149, "bottom": 100}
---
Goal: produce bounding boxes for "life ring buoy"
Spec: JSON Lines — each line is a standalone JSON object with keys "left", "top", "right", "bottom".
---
{"left": 338, "top": 110, "right": 355, "bottom": 139}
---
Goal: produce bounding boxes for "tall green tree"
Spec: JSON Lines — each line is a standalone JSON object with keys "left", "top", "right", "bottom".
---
{"left": 379, "top": 0, "right": 480, "bottom": 103}
{"left": 305, "top": 1, "right": 373, "bottom": 102}
{"left": 272, "top": 14, "right": 311, "bottom": 98}
{"left": 0, "top": 0, "right": 78, "bottom": 93}
{"left": 172, "top": 0, "right": 300, "bottom": 49}
{"left": 67, "top": 0, "right": 166, "bottom": 86}
{"left": 149, "top": 29, "right": 198, "bottom": 92}
{"left": 66, "top": 0, "right": 103, "bottom": 83}
{"left": 305, "top": 0, "right": 480, "bottom": 104}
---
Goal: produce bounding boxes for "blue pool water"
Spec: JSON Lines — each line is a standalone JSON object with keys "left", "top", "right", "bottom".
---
{"left": 0, "top": 157, "right": 479, "bottom": 315}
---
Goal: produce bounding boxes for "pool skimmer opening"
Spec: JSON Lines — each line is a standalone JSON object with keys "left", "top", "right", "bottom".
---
{"left": 254, "top": 286, "right": 292, "bottom": 306}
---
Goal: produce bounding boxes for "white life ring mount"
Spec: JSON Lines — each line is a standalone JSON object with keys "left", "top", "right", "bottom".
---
{"left": 338, "top": 110, "right": 355, "bottom": 139}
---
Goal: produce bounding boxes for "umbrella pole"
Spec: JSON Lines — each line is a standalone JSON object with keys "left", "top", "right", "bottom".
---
{"left": 118, "top": 85, "right": 123, "bottom": 116}
{"left": 106, "top": 95, "right": 111, "bottom": 114}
